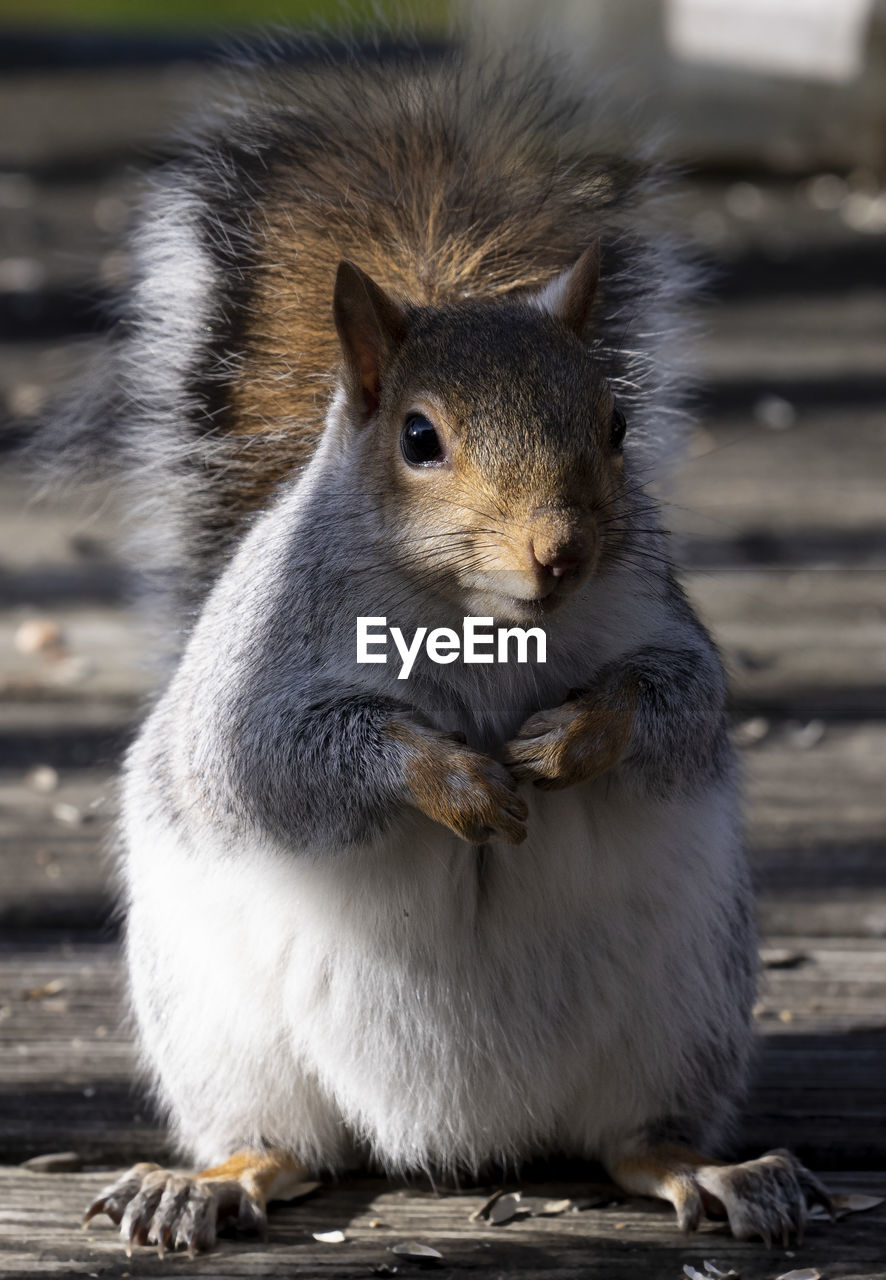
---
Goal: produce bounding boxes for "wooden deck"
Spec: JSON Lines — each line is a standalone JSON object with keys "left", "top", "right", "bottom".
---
{"left": 1, "top": 45, "right": 885, "bottom": 1279}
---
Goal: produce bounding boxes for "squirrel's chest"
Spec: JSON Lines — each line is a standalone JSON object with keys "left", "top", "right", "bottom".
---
{"left": 274, "top": 779, "right": 690, "bottom": 970}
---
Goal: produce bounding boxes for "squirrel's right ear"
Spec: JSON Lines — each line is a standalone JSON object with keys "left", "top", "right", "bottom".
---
{"left": 533, "top": 242, "right": 601, "bottom": 337}
{"left": 333, "top": 260, "right": 407, "bottom": 418}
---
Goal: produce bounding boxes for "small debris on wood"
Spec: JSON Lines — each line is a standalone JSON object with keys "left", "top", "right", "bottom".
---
{"left": 774, "top": 1269, "right": 821, "bottom": 1280}
{"left": 778, "top": 1009, "right": 794, "bottom": 1024}
{"left": 537, "top": 1197, "right": 573, "bottom": 1216}
{"left": 312, "top": 1229, "right": 346, "bottom": 1243}
{"left": 753, "top": 394, "right": 796, "bottom": 431}
{"left": 841, "top": 190, "right": 886, "bottom": 233}
{"left": 787, "top": 719, "right": 826, "bottom": 750}
{"left": 683, "top": 1264, "right": 741, "bottom": 1280}
{"left": 282, "top": 1181, "right": 321, "bottom": 1203}
{"left": 806, "top": 172, "right": 846, "bottom": 210}
{"left": 734, "top": 717, "right": 770, "bottom": 747}
{"left": 22, "top": 978, "right": 65, "bottom": 1001}
{"left": 390, "top": 1242, "right": 443, "bottom": 1263}
{"left": 8, "top": 382, "right": 45, "bottom": 418}
{"left": 489, "top": 1191, "right": 524, "bottom": 1225}
{"left": 839, "top": 1192, "right": 884, "bottom": 1213}
{"left": 571, "top": 1196, "right": 607, "bottom": 1211}
{"left": 13, "top": 617, "right": 65, "bottom": 656}
{"left": 760, "top": 948, "right": 808, "bottom": 970}
{"left": 24, "top": 764, "right": 59, "bottom": 793}
{"left": 732, "top": 648, "right": 774, "bottom": 673}
{"left": 469, "top": 1188, "right": 507, "bottom": 1221}
{"left": 725, "top": 181, "right": 765, "bottom": 220}
{"left": 810, "top": 1191, "right": 885, "bottom": 1219}
{"left": 50, "top": 655, "right": 96, "bottom": 686}
{"left": 51, "top": 802, "right": 85, "bottom": 827}
{"left": 371, "top": 1267, "right": 398, "bottom": 1277}
{"left": 21, "top": 1151, "right": 82, "bottom": 1173}
{"left": 369, "top": 1218, "right": 389, "bottom": 1228}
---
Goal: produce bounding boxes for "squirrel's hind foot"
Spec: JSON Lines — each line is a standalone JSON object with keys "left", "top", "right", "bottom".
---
{"left": 612, "top": 1145, "right": 833, "bottom": 1246}
{"left": 83, "top": 1149, "right": 306, "bottom": 1256}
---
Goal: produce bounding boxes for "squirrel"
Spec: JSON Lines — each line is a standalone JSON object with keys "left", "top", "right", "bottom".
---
{"left": 72, "top": 42, "right": 832, "bottom": 1255}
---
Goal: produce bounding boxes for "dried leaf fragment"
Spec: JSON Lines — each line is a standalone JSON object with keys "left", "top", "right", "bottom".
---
{"left": 704, "top": 1262, "right": 740, "bottom": 1278}
{"left": 774, "top": 1269, "right": 821, "bottom": 1280}
{"left": 312, "top": 1229, "right": 346, "bottom": 1243}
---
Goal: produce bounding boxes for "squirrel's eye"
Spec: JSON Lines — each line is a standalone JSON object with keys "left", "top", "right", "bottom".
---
{"left": 401, "top": 413, "right": 443, "bottom": 466}
{"left": 610, "top": 406, "right": 627, "bottom": 451}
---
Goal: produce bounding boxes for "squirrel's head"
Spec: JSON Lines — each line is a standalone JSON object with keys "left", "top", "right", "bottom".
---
{"left": 331, "top": 245, "right": 632, "bottom": 622}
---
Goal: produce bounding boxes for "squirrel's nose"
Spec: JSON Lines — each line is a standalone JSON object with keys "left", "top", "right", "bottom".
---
{"left": 530, "top": 536, "right": 586, "bottom": 580}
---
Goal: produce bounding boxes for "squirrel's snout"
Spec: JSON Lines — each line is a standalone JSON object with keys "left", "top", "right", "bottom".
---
{"left": 533, "top": 543, "right": 585, "bottom": 579}
{"left": 528, "top": 517, "right": 589, "bottom": 585}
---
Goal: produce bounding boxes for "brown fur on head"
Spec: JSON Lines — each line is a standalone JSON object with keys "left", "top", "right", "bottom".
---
{"left": 331, "top": 251, "right": 629, "bottom": 623}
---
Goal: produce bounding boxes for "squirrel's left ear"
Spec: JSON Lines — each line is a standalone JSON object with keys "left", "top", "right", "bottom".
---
{"left": 534, "top": 241, "right": 601, "bottom": 336}
{"left": 333, "top": 260, "right": 407, "bottom": 418}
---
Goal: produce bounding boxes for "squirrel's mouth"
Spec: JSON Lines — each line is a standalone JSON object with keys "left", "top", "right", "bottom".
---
{"left": 479, "top": 584, "right": 570, "bottom": 623}
{"left": 459, "top": 562, "right": 588, "bottom": 622}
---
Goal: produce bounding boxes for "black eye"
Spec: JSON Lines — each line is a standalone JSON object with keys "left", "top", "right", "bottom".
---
{"left": 610, "top": 406, "right": 627, "bottom": 451}
{"left": 401, "top": 412, "right": 443, "bottom": 466}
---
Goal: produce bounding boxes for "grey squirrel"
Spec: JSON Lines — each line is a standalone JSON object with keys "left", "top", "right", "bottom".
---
{"left": 73, "top": 43, "right": 831, "bottom": 1255}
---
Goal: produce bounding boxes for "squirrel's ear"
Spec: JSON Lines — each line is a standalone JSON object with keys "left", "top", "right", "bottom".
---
{"left": 333, "top": 260, "right": 407, "bottom": 417}
{"left": 534, "top": 241, "right": 601, "bottom": 336}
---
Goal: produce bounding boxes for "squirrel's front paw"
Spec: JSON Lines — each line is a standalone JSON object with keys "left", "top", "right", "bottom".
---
{"left": 390, "top": 723, "right": 528, "bottom": 844}
{"left": 502, "top": 686, "right": 636, "bottom": 790}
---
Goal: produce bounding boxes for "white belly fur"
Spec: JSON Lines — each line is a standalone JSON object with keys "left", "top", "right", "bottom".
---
{"left": 123, "top": 774, "right": 745, "bottom": 1172}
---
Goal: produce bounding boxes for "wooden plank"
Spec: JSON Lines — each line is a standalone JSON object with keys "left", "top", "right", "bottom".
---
{"left": 671, "top": 411, "right": 886, "bottom": 544}
{"left": 0, "top": 472, "right": 122, "bottom": 581}
{"left": 697, "top": 291, "right": 886, "bottom": 381}
{"left": 2, "top": 568, "right": 885, "bottom": 715}
{"left": 686, "top": 569, "right": 886, "bottom": 717}
{"left": 0, "top": 340, "right": 104, "bottom": 438}
{"left": 0, "top": 770, "right": 114, "bottom": 931}
{"left": 2, "top": 939, "right": 884, "bottom": 1166}
{"left": 0, "top": 607, "right": 150, "bottom": 706}
{"left": 0, "top": 1165, "right": 884, "bottom": 1278}
{"left": 2, "top": 716, "right": 885, "bottom": 933}
{"left": 0, "top": 67, "right": 216, "bottom": 171}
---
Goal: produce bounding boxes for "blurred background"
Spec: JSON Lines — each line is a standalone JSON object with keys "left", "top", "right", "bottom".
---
{"left": 1, "top": 0, "right": 885, "bottom": 1272}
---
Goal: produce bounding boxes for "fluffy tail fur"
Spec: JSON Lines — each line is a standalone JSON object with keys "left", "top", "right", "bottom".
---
{"left": 45, "top": 37, "right": 695, "bottom": 635}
